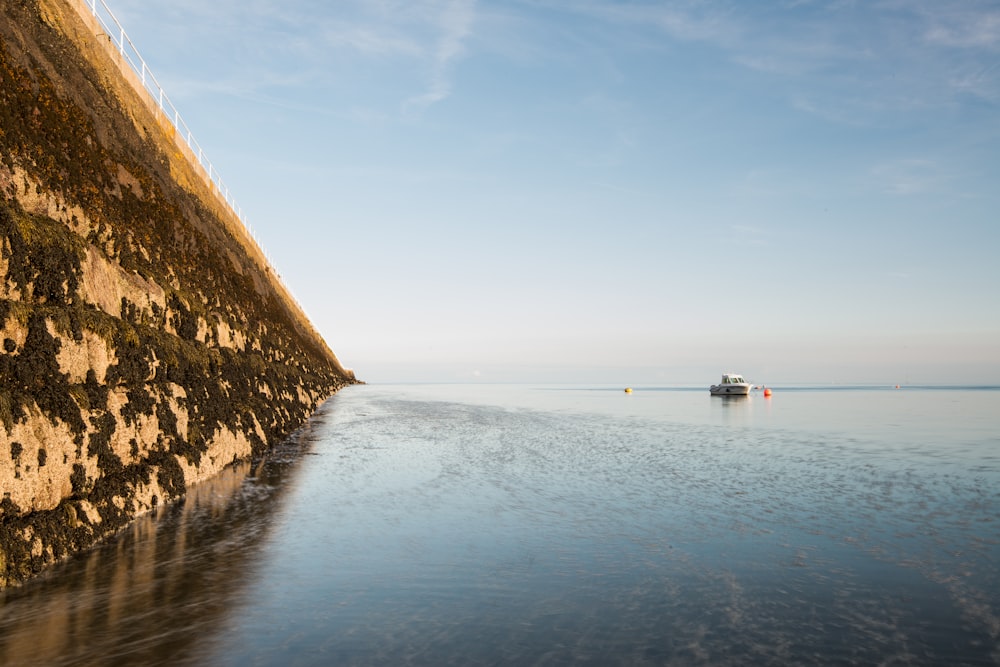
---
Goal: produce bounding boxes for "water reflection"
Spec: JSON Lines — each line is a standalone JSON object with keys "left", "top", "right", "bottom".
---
{"left": 0, "top": 419, "right": 323, "bottom": 667}
{"left": 708, "top": 393, "right": 756, "bottom": 428}
{"left": 1, "top": 387, "right": 998, "bottom": 665}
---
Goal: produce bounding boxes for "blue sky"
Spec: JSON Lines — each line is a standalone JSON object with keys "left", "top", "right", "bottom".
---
{"left": 105, "top": 0, "right": 999, "bottom": 385}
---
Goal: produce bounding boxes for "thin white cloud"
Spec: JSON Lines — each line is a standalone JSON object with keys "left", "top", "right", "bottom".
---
{"left": 564, "top": 1, "right": 1000, "bottom": 122}
{"left": 321, "top": 24, "right": 422, "bottom": 58}
{"left": 114, "top": 0, "right": 477, "bottom": 116}
{"left": 558, "top": 0, "right": 741, "bottom": 45}
{"left": 869, "top": 158, "right": 944, "bottom": 196}
{"left": 404, "top": 79, "right": 452, "bottom": 113}
{"left": 403, "top": 0, "right": 476, "bottom": 114}
{"left": 923, "top": 7, "right": 1000, "bottom": 49}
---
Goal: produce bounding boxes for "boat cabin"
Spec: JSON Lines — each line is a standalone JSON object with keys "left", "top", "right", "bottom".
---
{"left": 720, "top": 374, "right": 746, "bottom": 385}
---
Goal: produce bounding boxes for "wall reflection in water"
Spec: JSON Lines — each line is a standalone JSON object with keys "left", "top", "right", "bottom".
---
{"left": 0, "top": 427, "right": 318, "bottom": 667}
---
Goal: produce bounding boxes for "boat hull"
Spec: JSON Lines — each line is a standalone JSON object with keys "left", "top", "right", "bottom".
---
{"left": 709, "top": 384, "right": 752, "bottom": 396}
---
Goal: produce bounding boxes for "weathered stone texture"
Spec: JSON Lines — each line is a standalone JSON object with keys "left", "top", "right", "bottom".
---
{"left": 0, "top": 0, "right": 356, "bottom": 587}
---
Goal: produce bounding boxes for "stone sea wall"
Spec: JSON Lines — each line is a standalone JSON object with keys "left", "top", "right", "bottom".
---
{"left": 0, "top": 0, "right": 356, "bottom": 587}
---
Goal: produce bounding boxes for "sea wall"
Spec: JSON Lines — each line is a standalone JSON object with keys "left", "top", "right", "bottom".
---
{"left": 0, "top": 0, "right": 356, "bottom": 587}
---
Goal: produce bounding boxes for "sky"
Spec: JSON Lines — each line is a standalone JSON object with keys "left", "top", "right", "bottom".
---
{"left": 100, "top": 0, "right": 999, "bottom": 385}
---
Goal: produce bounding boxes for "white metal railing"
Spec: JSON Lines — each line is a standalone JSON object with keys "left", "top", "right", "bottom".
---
{"left": 75, "top": 0, "right": 318, "bottom": 331}
{"left": 80, "top": 0, "right": 251, "bottom": 239}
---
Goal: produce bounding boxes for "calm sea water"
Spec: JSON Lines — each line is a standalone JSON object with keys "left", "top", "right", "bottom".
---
{"left": 1, "top": 384, "right": 998, "bottom": 666}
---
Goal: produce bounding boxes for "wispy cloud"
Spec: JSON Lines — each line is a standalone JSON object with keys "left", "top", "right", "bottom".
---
{"left": 403, "top": 0, "right": 476, "bottom": 114}
{"left": 869, "top": 158, "right": 946, "bottom": 196}
{"left": 320, "top": 24, "right": 422, "bottom": 58}
{"left": 922, "top": 6, "right": 1000, "bottom": 49}
{"left": 557, "top": 1, "right": 1000, "bottom": 123}
{"left": 560, "top": 0, "right": 741, "bottom": 45}
{"left": 114, "top": 0, "right": 1000, "bottom": 133}
{"left": 114, "top": 0, "right": 477, "bottom": 115}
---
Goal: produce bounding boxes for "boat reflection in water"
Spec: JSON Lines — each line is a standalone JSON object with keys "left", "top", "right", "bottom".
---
{"left": 0, "top": 425, "right": 319, "bottom": 667}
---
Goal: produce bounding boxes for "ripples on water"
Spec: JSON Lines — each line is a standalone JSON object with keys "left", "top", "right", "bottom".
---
{"left": 1, "top": 385, "right": 998, "bottom": 665}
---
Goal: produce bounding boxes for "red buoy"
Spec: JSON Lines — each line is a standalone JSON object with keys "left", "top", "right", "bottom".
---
{"left": 763, "top": 387, "right": 772, "bottom": 397}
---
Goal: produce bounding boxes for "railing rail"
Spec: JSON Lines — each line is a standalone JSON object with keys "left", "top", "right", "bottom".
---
{"left": 74, "top": 0, "right": 316, "bottom": 328}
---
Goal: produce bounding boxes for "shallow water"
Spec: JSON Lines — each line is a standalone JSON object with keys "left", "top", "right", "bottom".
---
{"left": 2, "top": 384, "right": 998, "bottom": 665}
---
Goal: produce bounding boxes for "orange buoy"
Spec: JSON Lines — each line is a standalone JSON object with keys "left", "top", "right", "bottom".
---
{"left": 763, "top": 387, "right": 772, "bottom": 397}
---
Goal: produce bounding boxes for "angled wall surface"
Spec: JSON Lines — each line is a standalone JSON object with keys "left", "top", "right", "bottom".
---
{"left": 0, "top": 0, "right": 357, "bottom": 587}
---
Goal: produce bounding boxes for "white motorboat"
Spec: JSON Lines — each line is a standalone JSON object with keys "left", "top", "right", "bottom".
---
{"left": 709, "top": 373, "right": 752, "bottom": 396}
